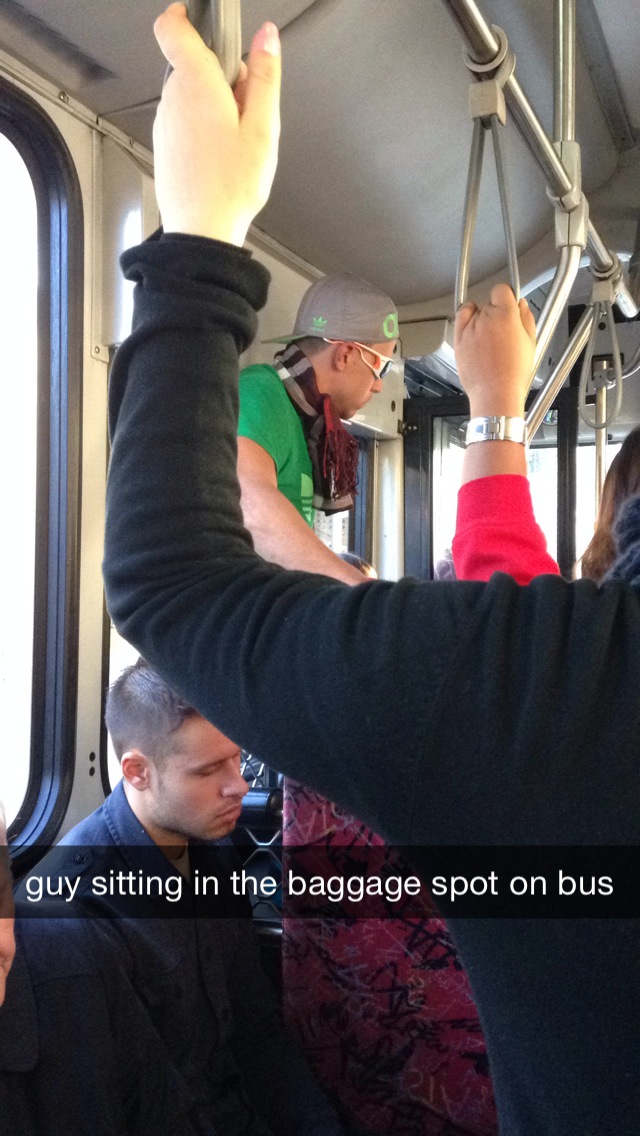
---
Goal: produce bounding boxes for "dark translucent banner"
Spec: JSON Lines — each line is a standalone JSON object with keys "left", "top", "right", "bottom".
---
{"left": 12, "top": 843, "right": 640, "bottom": 919}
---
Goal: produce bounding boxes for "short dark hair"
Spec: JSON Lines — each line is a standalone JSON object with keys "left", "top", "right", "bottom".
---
{"left": 105, "top": 658, "right": 199, "bottom": 763}
{"left": 294, "top": 336, "right": 332, "bottom": 358}
{"left": 295, "top": 336, "right": 377, "bottom": 359}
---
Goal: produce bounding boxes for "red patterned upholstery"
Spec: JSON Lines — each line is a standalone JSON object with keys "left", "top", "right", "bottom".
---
{"left": 282, "top": 781, "right": 498, "bottom": 1136}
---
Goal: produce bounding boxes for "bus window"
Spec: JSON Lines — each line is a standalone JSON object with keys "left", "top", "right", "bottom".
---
{"left": 0, "top": 80, "right": 83, "bottom": 857}
{"left": 405, "top": 390, "right": 580, "bottom": 580}
{"left": 313, "top": 509, "right": 350, "bottom": 555}
{"left": 432, "top": 416, "right": 465, "bottom": 573}
{"left": 528, "top": 446, "right": 559, "bottom": 562}
{"left": 314, "top": 438, "right": 372, "bottom": 563}
{"left": 0, "top": 134, "right": 37, "bottom": 826}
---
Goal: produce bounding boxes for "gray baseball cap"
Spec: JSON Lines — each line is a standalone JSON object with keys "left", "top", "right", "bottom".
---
{"left": 263, "top": 272, "right": 398, "bottom": 345}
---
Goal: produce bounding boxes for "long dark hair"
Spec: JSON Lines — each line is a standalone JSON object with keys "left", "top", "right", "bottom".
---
{"left": 581, "top": 426, "right": 640, "bottom": 581}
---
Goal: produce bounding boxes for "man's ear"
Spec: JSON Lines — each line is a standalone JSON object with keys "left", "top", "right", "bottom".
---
{"left": 331, "top": 341, "right": 352, "bottom": 372}
{"left": 120, "top": 749, "right": 153, "bottom": 791}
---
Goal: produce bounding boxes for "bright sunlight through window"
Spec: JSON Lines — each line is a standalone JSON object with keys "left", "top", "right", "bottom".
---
{"left": 0, "top": 134, "right": 38, "bottom": 825}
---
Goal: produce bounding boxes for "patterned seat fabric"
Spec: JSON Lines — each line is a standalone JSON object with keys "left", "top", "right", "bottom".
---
{"left": 282, "top": 781, "right": 498, "bottom": 1136}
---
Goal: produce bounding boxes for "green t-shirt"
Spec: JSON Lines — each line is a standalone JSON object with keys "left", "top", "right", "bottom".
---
{"left": 238, "top": 364, "right": 315, "bottom": 527}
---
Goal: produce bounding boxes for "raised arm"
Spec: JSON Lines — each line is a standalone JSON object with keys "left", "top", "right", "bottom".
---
{"left": 152, "top": 3, "right": 281, "bottom": 247}
{"left": 105, "top": 3, "right": 474, "bottom": 840}
{"left": 455, "top": 286, "right": 534, "bottom": 485}
{"left": 237, "top": 437, "right": 366, "bottom": 582}
{"left": 451, "top": 287, "right": 560, "bottom": 583}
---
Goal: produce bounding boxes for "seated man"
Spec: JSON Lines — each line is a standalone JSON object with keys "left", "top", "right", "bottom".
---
{"left": 238, "top": 272, "right": 397, "bottom": 583}
{"left": 15, "top": 659, "right": 346, "bottom": 1136}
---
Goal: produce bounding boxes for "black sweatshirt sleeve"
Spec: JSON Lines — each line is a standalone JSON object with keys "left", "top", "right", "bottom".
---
{"left": 104, "top": 234, "right": 640, "bottom": 850}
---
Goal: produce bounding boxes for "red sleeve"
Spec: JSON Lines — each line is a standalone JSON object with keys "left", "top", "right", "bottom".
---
{"left": 452, "top": 475, "right": 560, "bottom": 584}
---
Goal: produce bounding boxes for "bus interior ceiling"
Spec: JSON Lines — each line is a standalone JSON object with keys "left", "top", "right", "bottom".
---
{"left": 1, "top": 0, "right": 639, "bottom": 304}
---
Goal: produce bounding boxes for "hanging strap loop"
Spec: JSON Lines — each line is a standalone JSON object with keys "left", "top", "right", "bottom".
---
{"left": 578, "top": 278, "right": 624, "bottom": 431}
{"left": 456, "top": 27, "right": 519, "bottom": 308}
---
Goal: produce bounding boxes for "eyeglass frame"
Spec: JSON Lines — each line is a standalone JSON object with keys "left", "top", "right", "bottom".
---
{"left": 323, "top": 338, "right": 395, "bottom": 380}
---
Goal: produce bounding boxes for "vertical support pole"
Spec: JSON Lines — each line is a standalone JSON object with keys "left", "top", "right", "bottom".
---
{"left": 554, "top": 0, "right": 576, "bottom": 143}
{"left": 595, "top": 387, "right": 607, "bottom": 508}
{"left": 556, "top": 386, "right": 578, "bottom": 580}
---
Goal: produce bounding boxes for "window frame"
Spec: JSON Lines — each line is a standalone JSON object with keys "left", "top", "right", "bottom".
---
{"left": 403, "top": 387, "right": 578, "bottom": 580}
{"left": 349, "top": 438, "right": 374, "bottom": 563}
{"left": 0, "top": 78, "right": 83, "bottom": 860}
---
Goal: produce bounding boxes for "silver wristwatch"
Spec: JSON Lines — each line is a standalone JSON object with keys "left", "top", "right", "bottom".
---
{"left": 465, "top": 416, "right": 527, "bottom": 445}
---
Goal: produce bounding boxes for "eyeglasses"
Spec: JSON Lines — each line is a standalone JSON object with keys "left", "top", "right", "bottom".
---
{"left": 324, "top": 339, "right": 395, "bottom": 381}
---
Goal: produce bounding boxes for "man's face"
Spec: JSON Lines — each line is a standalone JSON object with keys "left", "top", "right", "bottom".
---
{"left": 331, "top": 340, "right": 397, "bottom": 420}
{"left": 145, "top": 715, "right": 248, "bottom": 843}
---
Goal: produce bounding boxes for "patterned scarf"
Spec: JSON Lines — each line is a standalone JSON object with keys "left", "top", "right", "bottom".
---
{"left": 274, "top": 343, "right": 360, "bottom": 514}
{"left": 604, "top": 493, "right": 640, "bottom": 586}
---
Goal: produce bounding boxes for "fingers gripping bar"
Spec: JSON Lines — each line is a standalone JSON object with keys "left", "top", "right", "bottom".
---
{"left": 164, "top": 0, "right": 242, "bottom": 86}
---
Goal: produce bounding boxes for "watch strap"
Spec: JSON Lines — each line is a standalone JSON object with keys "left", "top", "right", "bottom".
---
{"left": 466, "top": 415, "right": 527, "bottom": 445}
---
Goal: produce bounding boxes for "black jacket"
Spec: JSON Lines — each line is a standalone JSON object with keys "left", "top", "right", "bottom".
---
{"left": 0, "top": 916, "right": 206, "bottom": 1136}
{"left": 8, "top": 782, "right": 346, "bottom": 1136}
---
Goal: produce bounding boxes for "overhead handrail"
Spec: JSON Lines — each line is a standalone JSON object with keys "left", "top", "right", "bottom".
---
{"left": 553, "top": 0, "right": 575, "bottom": 143}
{"left": 455, "top": 26, "right": 519, "bottom": 309}
{"left": 441, "top": 0, "right": 639, "bottom": 321}
{"left": 531, "top": 242, "right": 584, "bottom": 381}
{"left": 529, "top": 0, "right": 587, "bottom": 384}
{"left": 165, "top": 0, "right": 242, "bottom": 86}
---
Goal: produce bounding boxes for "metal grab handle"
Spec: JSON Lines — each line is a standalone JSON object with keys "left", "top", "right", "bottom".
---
{"left": 205, "top": 0, "right": 242, "bottom": 85}
{"left": 455, "top": 118, "right": 484, "bottom": 308}
{"left": 455, "top": 115, "right": 520, "bottom": 308}
{"left": 578, "top": 300, "right": 624, "bottom": 430}
{"left": 165, "top": 0, "right": 242, "bottom": 86}
{"left": 456, "top": 28, "right": 519, "bottom": 309}
{"left": 491, "top": 116, "right": 520, "bottom": 303}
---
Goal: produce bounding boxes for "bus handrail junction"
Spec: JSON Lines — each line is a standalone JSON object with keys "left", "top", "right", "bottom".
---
{"left": 443, "top": 0, "right": 637, "bottom": 453}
